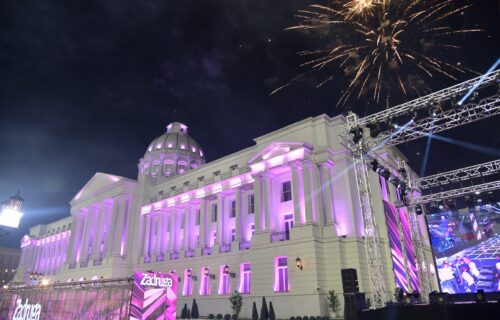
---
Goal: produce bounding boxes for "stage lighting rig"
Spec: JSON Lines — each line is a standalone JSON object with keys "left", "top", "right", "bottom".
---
{"left": 415, "top": 205, "right": 423, "bottom": 215}
{"left": 370, "top": 159, "right": 379, "bottom": 172}
{"left": 367, "top": 122, "right": 382, "bottom": 138}
{"left": 350, "top": 127, "right": 363, "bottom": 144}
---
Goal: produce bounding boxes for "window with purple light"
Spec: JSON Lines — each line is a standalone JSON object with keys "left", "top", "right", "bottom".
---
{"left": 251, "top": 224, "right": 255, "bottom": 236}
{"left": 281, "top": 181, "right": 292, "bottom": 202}
{"left": 230, "top": 200, "right": 236, "bottom": 218}
{"left": 240, "top": 263, "right": 251, "bottom": 294}
{"left": 200, "top": 267, "right": 211, "bottom": 296}
{"left": 275, "top": 256, "right": 289, "bottom": 292}
{"left": 231, "top": 228, "right": 236, "bottom": 242}
{"left": 183, "top": 268, "right": 193, "bottom": 296}
{"left": 219, "top": 265, "right": 230, "bottom": 295}
{"left": 248, "top": 194, "right": 255, "bottom": 214}
{"left": 213, "top": 231, "right": 217, "bottom": 244}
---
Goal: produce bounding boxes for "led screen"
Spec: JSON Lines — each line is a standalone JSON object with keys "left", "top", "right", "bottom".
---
{"left": 427, "top": 207, "right": 500, "bottom": 293}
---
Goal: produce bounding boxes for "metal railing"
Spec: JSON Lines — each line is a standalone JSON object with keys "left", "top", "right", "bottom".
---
{"left": 270, "top": 231, "right": 290, "bottom": 242}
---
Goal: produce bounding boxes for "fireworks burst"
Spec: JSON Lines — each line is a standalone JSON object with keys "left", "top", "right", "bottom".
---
{"left": 275, "top": 0, "right": 481, "bottom": 108}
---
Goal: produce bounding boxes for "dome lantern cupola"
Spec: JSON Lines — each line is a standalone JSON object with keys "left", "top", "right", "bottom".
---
{"left": 139, "top": 122, "right": 205, "bottom": 178}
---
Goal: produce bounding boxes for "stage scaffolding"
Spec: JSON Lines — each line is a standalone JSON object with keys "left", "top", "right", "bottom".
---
{"left": 339, "top": 69, "right": 500, "bottom": 309}
{"left": 0, "top": 278, "right": 132, "bottom": 320}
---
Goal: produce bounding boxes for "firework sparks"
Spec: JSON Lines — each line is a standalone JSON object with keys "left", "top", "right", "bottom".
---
{"left": 276, "top": 0, "right": 481, "bottom": 108}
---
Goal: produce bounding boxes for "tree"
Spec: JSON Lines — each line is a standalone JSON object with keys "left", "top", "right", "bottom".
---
{"left": 260, "top": 297, "right": 269, "bottom": 320}
{"left": 191, "top": 299, "right": 200, "bottom": 319}
{"left": 181, "top": 303, "right": 188, "bottom": 319}
{"left": 252, "top": 302, "right": 259, "bottom": 320}
{"left": 327, "top": 290, "right": 341, "bottom": 317}
{"left": 229, "top": 291, "right": 243, "bottom": 320}
{"left": 268, "top": 301, "right": 276, "bottom": 320}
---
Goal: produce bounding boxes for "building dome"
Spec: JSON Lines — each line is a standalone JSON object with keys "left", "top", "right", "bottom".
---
{"left": 139, "top": 122, "right": 205, "bottom": 178}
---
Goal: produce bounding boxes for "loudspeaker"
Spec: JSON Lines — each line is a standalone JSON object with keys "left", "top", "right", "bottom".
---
{"left": 341, "top": 268, "right": 359, "bottom": 293}
{"left": 343, "top": 292, "right": 367, "bottom": 320}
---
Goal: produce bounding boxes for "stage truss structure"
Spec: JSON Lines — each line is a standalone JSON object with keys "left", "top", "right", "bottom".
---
{"left": 339, "top": 69, "right": 500, "bottom": 308}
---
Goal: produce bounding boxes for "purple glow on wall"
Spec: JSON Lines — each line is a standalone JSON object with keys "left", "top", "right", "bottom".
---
{"left": 398, "top": 206, "right": 420, "bottom": 292}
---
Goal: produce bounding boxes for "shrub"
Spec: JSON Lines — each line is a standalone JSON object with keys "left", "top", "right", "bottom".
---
{"left": 217, "top": 314, "right": 223, "bottom": 320}
{"left": 296, "top": 316, "right": 302, "bottom": 320}
{"left": 181, "top": 304, "right": 188, "bottom": 319}
{"left": 304, "top": 316, "right": 309, "bottom": 320}
{"left": 268, "top": 302, "right": 276, "bottom": 320}
{"left": 209, "top": 315, "right": 215, "bottom": 319}
{"left": 186, "top": 309, "right": 191, "bottom": 319}
{"left": 229, "top": 291, "right": 243, "bottom": 320}
{"left": 290, "top": 317, "right": 296, "bottom": 320}
{"left": 224, "top": 314, "right": 231, "bottom": 320}
{"left": 260, "top": 297, "right": 269, "bottom": 320}
{"left": 191, "top": 300, "right": 199, "bottom": 319}
{"left": 252, "top": 302, "right": 259, "bottom": 320}
{"left": 327, "top": 290, "right": 341, "bottom": 316}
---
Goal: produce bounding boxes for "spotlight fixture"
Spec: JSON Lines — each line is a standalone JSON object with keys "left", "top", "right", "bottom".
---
{"left": 350, "top": 127, "right": 363, "bottom": 144}
{"left": 475, "top": 289, "right": 486, "bottom": 303}
{"left": 295, "top": 257, "right": 303, "bottom": 270}
{"left": 415, "top": 205, "right": 423, "bottom": 215}
{"left": 367, "top": 122, "right": 382, "bottom": 138}
{"left": 223, "top": 265, "right": 230, "bottom": 274}
{"left": 370, "top": 159, "right": 379, "bottom": 172}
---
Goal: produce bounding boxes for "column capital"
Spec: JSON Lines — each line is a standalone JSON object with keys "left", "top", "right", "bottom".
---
{"left": 288, "top": 159, "right": 303, "bottom": 170}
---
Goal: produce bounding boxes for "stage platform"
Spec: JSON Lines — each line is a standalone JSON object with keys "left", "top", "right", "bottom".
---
{"left": 358, "top": 303, "right": 500, "bottom": 320}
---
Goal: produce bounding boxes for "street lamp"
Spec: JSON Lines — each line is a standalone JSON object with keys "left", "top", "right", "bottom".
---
{"left": 0, "top": 191, "right": 25, "bottom": 231}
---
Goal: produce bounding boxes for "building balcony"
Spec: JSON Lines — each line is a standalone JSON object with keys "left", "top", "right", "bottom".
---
{"left": 170, "top": 252, "right": 179, "bottom": 260}
{"left": 201, "top": 247, "right": 212, "bottom": 256}
{"left": 270, "top": 231, "right": 290, "bottom": 242}
{"left": 185, "top": 249, "right": 195, "bottom": 258}
{"left": 239, "top": 241, "right": 251, "bottom": 250}
{"left": 156, "top": 254, "right": 164, "bottom": 262}
{"left": 219, "top": 243, "right": 231, "bottom": 253}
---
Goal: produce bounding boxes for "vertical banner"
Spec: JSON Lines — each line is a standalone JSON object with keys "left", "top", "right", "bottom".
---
{"left": 130, "top": 272, "right": 178, "bottom": 320}
{"left": 383, "top": 200, "right": 408, "bottom": 291}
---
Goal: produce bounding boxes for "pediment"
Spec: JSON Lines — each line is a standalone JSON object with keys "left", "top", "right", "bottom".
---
{"left": 248, "top": 141, "right": 312, "bottom": 165}
{"left": 71, "top": 172, "right": 124, "bottom": 202}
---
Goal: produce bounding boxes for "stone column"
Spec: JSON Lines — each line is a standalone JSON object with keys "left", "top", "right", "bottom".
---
{"left": 169, "top": 209, "right": 177, "bottom": 252}
{"left": 252, "top": 175, "right": 262, "bottom": 233}
{"left": 310, "top": 162, "right": 324, "bottom": 225}
{"left": 216, "top": 194, "right": 225, "bottom": 245}
{"left": 66, "top": 210, "right": 81, "bottom": 264}
{"left": 143, "top": 214, "right": 152, "bottom": 258}
{"left": 79, "top": 207, "right": 95, "bottom": 263}
{"left": 156, "top": 212, "right": 164, "bottom": 258}
{"left": 93, "top": 203, "right": 106, "bottom": 260}
{"left": 104, "top": 204, "right": 114, "bottom": 257}
{"left": 183, "top": 206, "right": 191, "bottom": 250}
{"left": 161, "top": 210, "right": 169, "bottom": 253}
{"left": 112, "top": 196, "right": 127, "bottom": 256}
{"left": 235, "top": 188, "right": 241, "bottom": 241}
{"left": 290, "top": 161, "right": 303, "bottom": 226}
{"left": 198, "top": 199, "right": 206, "bottom": 248}
{"left": 320, "top": 161, "right": 336, "bottom": 226}
{"left": 262, "top": 174, "right": 272, "bottom": 232}
{"left": 302, "top": 162, "right": 314, "bottom": 224}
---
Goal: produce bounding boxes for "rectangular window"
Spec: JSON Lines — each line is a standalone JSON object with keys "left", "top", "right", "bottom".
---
{"left": 212, "top": 204, "right": 218, "bottom": 222}
{"left": 195, "top": 235, "right": 199, "bottom": 248}
{"left": 275, "top": 256, "right": 289, "bottom": 292}
{"left": 183, "top": 269, "right": 193, "bottom": 296}
{"left": 251, "top": 224, "right": 255, "bottom": 236}
{"left": 200, "top": 267, "right": 211, "bottom": 296}
{"left": 230, "top": 200, "right": 236, "bottom": 218}
{"left": 213, "top": 231, "right": 217, "bottom": 244}
{"left": 219, "top": 265, "right": 230, "bottom": 295}
{"left": 281, "top": 181, "right": 292, "bottom": 202}
{"left": 231, "top": 228, "right": 236, "bottom": 242}
{"left": 195, "top": 210, "right": 201, "bottom": 225}
{"left": 240, "top": 263, "right": 251, "bottom": 294}
{"left": 248, "top": 194, "right": 255, "bottom": 214}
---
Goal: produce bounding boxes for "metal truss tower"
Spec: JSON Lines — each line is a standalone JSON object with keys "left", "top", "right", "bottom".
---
{"left": 340, "top": 69, "right": 500, "bottom": 308}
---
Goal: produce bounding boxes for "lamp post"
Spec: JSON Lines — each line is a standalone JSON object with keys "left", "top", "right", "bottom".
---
{"left": 0, "top": 191, "right": 25, "bottom": 236}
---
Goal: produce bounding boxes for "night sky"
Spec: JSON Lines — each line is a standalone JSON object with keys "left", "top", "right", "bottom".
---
{"left": 1, "top": 0, "right": 499, "bottom": 248}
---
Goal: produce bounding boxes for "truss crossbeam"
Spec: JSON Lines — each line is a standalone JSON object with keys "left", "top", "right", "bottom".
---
{"left": 366, "top": 95, "right": 500, "bottom": 149}
{"left": 401, "top": 180, "right": 500, "bottom": 207}
{"left": 410, "top": 159, "right": 500, "bottom": 190}
{"left": 341, "top": 69, "right": 500, "bottom": 132}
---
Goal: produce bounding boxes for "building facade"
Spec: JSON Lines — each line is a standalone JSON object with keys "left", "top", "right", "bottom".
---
{"left": 14, "top": 115, "right": 438, "bottom": 318}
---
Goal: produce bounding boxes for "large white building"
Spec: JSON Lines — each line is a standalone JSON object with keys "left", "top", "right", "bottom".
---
{"left": 14, "top": 115, "right": 438, "bottom": 318}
